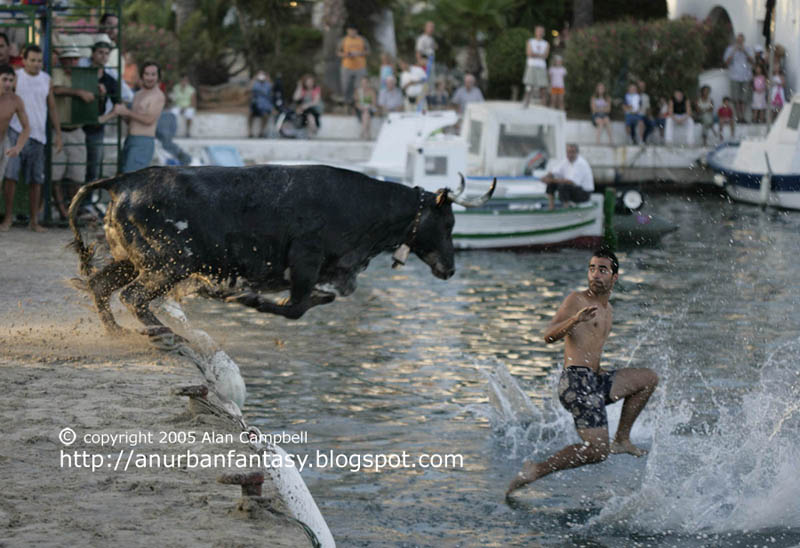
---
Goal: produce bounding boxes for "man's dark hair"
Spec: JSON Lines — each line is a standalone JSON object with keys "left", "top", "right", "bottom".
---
{"left": 100, "top": 13, "right": 117, "bottom": 26}
{"left": 592, "top": 247, "right": 619, "bottom": 274}
{"left": 0, "top": 64, "right": 14, "bottom": 76}
{"left": 23, "top": 44, "right": 42, "bottom": 59}
{"left": 0, "top": 33, "right": 9, "bottom": 47}
{"left": 140, "top": 61, "right": 161, "bottom": 80}
{"left": 92, "top": 41, "right": 112, "bottom": 52}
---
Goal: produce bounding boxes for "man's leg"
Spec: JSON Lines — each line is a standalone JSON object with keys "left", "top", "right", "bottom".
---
{"left": 506, "top": 426, "right": 609, "bottom": 496}
{"left": 29, "top": 182, "right": 45, "bottom": 232}
{"left": 1, "top": 178, "right": 15, "bottom": 230}
{"left": 545, "top": 182, "right": 558, "bottom": 210}
{"left": 608, "top": 368, "right": 659, "bottom": 456}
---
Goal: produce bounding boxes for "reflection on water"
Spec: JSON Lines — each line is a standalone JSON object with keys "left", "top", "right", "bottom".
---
{"left": 182, "top": 192, "right": 800, "bottom": 546}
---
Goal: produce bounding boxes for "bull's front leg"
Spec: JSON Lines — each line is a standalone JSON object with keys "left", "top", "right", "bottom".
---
{"left": 229, "top": 243, "right": 334, "bottom": 319}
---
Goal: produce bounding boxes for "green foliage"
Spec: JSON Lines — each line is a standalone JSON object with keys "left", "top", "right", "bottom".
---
{"left": 485, "top": 27, "right": 529, "bottom": 99}
{"left": 564, "top": 17, "right": 706, "bottom": 114}
{"left": 124, "top": 23, "right": 180, "bottom": 85}
{"left": 700, "top": 15, "right": 733, "bottom": 69}
{"left": 178, "top": 0, "right": 243, "bottom": 86}
{"left": 123, "top": 0, "right": 173, "bottom": 29}
{"left": 508, "top": 0, "right": 567, "bottom": 34}
{"left": 594, "top": 0, "right": 667, "bottom": 22}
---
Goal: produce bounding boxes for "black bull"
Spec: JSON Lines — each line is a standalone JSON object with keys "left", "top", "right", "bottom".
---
{"left": 68, "top": 164, "right": 494, "bottom": 338}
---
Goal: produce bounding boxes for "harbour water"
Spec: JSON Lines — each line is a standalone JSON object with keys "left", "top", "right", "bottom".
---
{"left": 182, "top": 191, "right": 800, "bottom": 547}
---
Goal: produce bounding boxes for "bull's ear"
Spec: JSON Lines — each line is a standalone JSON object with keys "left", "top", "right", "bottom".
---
{"left": 435, "top": 189, "right": 448, "bottom": 208}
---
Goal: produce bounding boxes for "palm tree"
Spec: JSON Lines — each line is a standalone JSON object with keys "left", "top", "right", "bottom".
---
{"left": 321, "top": 0, "right": 347, "bottom": 96}
{"left": 434, "top": 0, "right": 514, "bottom": 84}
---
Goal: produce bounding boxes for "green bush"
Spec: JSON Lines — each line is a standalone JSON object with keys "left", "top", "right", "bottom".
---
{"left": 486, "top": 27, "right": 529, "bottom": 99}
{"left": 124, "top": 24, "right": 181, "bottom": 86}
{"left": 564, "top": 16, "right": 706, "bottom": 115}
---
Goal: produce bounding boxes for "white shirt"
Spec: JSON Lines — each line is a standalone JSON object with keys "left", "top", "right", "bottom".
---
{"left": 548, "top": 66, "right": 566, "bottom": 88}
{"left": 400, "top": 65, "right": 427, "bottom": 98}
{"left": 527, "top": 38, "right": 548, "bottom": 68}
{"left": 11, "top": 68, "right": 51, "bottom": 144}
{"left": 723, "top": 44, "right": 753, "bottom": 82}
{"left": 625, "top": 92, "right": 641, "bottom": 112}
{"left": 553, "top": 155, "right": 594, "bottom": 192}
{"left": 415, "top": 34, "right": 436, "bottom": 58}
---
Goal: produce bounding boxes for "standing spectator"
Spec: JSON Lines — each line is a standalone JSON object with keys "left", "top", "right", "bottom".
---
{"left": 84, "top": 41, "right": 119, "bottom": 183}
{"left": 122, "top": 51, "right": 139, "bottom": 90}
{"left": 0, "top": 64, "right": 30, "bottom": 227}
{"left": 379, "top": 52, "right": 394, "bottom": 91}
{"left": 156, "top": 111, "right": 192, "bottom": 166}
{"left": 398, "top": 58, "right": 426, "bottom": 111}
{"left": 590, "top": 82, "right": 612, "bottom": 145}
{"left": 377, "top": 75, "right": 404, "bottom": 115}
{"left": 107, "top": 62, "right": 165, "bottom": 173}
{"left": 717, "top": 96, "right": 735, "bottom": 139}
{"left": 2, "top": 45, "right": 62, "bottom": 232}
{"left": 665, "top": 89, "right": 694, "bottom": 145}
{"left": 169, "top": 74, "right": 196, "bottom": 137}
{"left": 293, "top": 74, "right": 322, "bottom": 138}
{"left": 451, "top": 73, "right": 484, "bottom": 114}
{"left": 415, "top": 21, "right": 437, "bottom": 81}
{"left": 249, "top": 70, "right": 273, "bottom": 138}
{"left": 723, "top": 34, "right": 754, "bottom": 122}
{"left": 426, "top": 78, "right": 449, "bottom": 111}
{"left": 522, "top": 25, "right": 549, "bottom": 108}
{"left": 623, "top": 83, "right": 643, "bottom": 144}
{"left": 0, "top": 33, "right": 20, "bottom": 69}
{"left": 751, "top": 64, "right": 767, "bottom": 124}
{"left": 51, "top": 48, "right": 92, "bottom": 220}
{"left": 769, "top": 66, "right": 786, "bottom": 118}
{"left": 696, "top": 85, "right": 717, "bottom": 146}
{"left": 337, "top": 25, "right": 369, "bottom": 109}
{"left": 354, "top": 76, "right": 376, "bottom": 140}
{"left": 548, "top": 55, "right": 567, "bottom": 110}
{"left": 637, "top": 80, "right": 654, "bottom": 144}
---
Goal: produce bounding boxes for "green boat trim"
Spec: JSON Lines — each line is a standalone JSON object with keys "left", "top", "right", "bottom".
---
{"left": 454, "top": 218, "right": 597, "bottom": 239}
{"left": 456, "top": 201, "right": 600, "bottom": 215}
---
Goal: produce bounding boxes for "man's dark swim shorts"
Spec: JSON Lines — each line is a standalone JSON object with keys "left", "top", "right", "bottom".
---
{"left": 558, "top": 366, "right": 617, "bottom": 429}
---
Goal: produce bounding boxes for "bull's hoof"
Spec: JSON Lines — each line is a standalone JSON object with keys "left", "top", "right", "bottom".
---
{"left": 142, "top": 326, "right": 188, "bottom": 351}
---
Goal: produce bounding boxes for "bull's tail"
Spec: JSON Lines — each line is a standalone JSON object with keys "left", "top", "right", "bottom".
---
{"left": 68, "top": 176, "right": 118, "bottom": 277}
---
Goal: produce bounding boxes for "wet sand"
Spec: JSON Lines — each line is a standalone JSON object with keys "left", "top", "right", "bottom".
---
{"left": 0, "top": 227, "right": 309, "bottom": 547}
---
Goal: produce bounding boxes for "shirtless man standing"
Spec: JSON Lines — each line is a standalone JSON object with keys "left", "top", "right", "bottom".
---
{"left": 0, "top": 64, "right": 30, "bottom": 228}
{"left": 109, "top": 61, "right": 164, "bottom": 173}
{"left": 506, "top": 248, "right": 659, "bottom": 497}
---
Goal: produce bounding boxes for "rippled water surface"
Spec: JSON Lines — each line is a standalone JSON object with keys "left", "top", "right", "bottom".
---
{"left": 183, "top": 192, "right": 800, "bottom": 547}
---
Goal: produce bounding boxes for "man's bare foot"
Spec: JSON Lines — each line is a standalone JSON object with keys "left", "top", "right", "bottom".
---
{"left": 505, "top": 461, "right": 542, "bottom": 497}
{"left": 610, "top": 439, "right": 647, "bottom": 457}
{"left": 29, "top": 223, "right": 47, "bottom": 233}
{"left": 0, "top": 220, "right": 11, "bottom": 231}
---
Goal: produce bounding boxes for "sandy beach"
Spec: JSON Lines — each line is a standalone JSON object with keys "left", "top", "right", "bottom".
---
{"left": 0, "top": 227, "right": 310, "bottom": 547}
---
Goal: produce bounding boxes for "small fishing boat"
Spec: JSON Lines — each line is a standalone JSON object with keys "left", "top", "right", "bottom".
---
{"left": 707, "top": 94, "right": 800, "bottom": 209}
{"left": 366, "top": 102, "right": 675, "bottom": 249}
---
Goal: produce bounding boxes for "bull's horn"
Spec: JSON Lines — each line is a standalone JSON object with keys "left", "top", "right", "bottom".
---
{"left": 449, "top": 177, "right": 496, "bottom": 208}
{"left": 446, "top": 173, "right": 467, "bottom": 202}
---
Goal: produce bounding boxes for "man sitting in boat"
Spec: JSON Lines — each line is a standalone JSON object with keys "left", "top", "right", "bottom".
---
{"left": 542, "top": 143, "right": 595, "bottom": 210}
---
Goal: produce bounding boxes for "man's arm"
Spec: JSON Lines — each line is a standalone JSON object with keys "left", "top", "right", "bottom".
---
{"left": 47, "top": 84, "right": 63, "bottom": 152}
{"left": 8, "top": 96, "right": 30, "bottom": 156}
{"left": 53, "top": 86, "right": 95, "bottom": 103}
{"left": 543, "top": 293, "right": 596, "bottom": 344}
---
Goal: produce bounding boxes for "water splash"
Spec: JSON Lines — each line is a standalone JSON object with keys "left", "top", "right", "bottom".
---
{"left": 588, "top": 337, "right": 800, "bottom": 534}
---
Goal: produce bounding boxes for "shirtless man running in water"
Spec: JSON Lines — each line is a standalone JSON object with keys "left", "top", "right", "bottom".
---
{"left": 506, "top": 248, "right": 659, "bottom": 497}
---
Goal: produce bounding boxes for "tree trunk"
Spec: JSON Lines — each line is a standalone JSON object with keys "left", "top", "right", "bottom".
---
{"left": 573, "top": 0, "right": 593, "bottom": 29}
{"left": 174, "top": 0, "right": 197, "bottom": 33}
{"left": 321, "top": 0, "right": 347, "bottom": 97}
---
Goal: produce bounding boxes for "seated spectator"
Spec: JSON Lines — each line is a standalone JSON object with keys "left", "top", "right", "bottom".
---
{"left": 377, "top": 75, "right": 404, "bottom": 115}
{"left": 451, "top": 73, "right": 484, "bottom": 114}
{"left": 379, "top": 52, "right": 393, "bottom": 90}
{"left": 169, "top": 74, "right": 196, "bottom": 137}
{"left": 398, "top": 58, "right": 426, "bottom": 111}
{"left": 590, "top": 82, "right": 612, "bottom": 144}
{"left": 542, "top": 143, "right": 594, "bottom": 210}
{"left": 655, "top": 97, "right": 669, "bottom": 140}
{"left": 249, "top": 70, "right": 273, "bottom": 138}
{"left": 696, "top": 85, "right": 717, "bottom": 146}
{"left": 292, "top": 74, "right": 322, "bottom": 138}
{"left": 717, "top": 96, "right": 735, "bottom": 140}
{"left": 354, "top": 76, "right": 376, "bottom": 140}
{"left": 426, "top": 78, "right": 449, "bottom": 110}
{"left": 665, "top": 89, "right": 694, "bottom": 145}
{"left": 623, "top": 83, "right": 643, "bottom": 144}
{"left": 637, "top": 80, "right": 655, "bottom": 143}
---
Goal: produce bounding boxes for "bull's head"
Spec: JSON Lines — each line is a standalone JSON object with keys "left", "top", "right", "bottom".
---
{"left": 406, "top": 175, "right": 496, "bottom": 280}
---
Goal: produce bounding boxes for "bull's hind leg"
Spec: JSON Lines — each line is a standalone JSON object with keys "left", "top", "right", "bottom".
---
{"left": 119, "top": 271, "right": 186, "bottom": 347}
{"left": 87, "top": 260, "right": 138, "bottom": 334}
